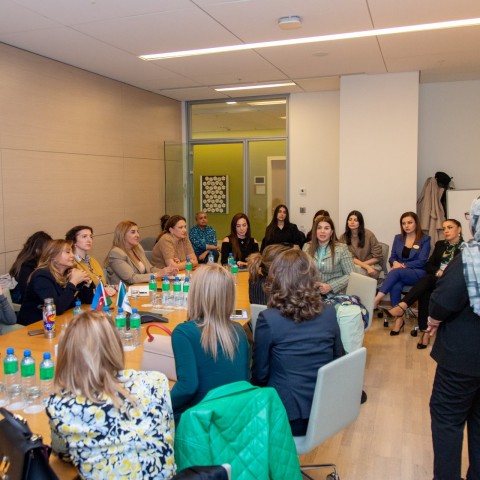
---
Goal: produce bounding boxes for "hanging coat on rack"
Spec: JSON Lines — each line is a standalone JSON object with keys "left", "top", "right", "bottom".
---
{"left": 417, "top": 177, "right": 445, "bottom": 247}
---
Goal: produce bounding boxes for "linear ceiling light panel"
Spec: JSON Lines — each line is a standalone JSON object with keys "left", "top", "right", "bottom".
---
{"left": 139, "top": 17, "right": 480, "bottom": 60}
{"left": 215, "top": 82, "right": 295, "bottom": 92}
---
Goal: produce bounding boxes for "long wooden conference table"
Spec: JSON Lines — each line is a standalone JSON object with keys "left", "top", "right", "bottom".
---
{"left": 0, "top": 271, "right": 251, "bottom": 478}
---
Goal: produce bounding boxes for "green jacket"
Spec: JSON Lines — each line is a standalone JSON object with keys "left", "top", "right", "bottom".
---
{"left": 175, "top": 381, "right": 301, "bottom": 480}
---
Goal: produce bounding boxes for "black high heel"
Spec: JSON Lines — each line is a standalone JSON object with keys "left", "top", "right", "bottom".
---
{"left": 417, "top": 331, "right": 430, "bottom": 349}
{"left": 390, "top": 319, "right": 405, "bottom": 336}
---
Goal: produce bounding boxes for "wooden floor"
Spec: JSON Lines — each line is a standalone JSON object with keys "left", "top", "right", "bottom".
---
{"left": 298, "top": 313, "right": 469, "bottom": 480}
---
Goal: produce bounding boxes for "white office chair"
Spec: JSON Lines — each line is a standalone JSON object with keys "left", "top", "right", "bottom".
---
{"left": 294, "top": 347, "right": 367, "bottom": 480}
{"left": 249, "top": 304, "right": 267, "bottom": 339}
{"left": 346, "top": 272, "right": 377, "bottom": 332}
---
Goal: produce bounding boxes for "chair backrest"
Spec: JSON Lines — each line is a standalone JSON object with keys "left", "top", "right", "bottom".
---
{"left": 2, "top": 287, "right": 20, "bottom": 312}
{"left": 346, "top": 272, "right": 377, "bottom": 331}
{"left": 140, "top": 236, "right": 157, "bottom": 251}
{"left": 378, "top": 242, "right": 390, "bottom": 276}
{"left": 294, "top": 347, "right": 367, "bottom": 454}
{"left": 249, "top": 304, "right": 267, "bottom": 338}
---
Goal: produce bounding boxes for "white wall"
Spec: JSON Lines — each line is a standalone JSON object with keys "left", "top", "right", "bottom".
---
{"left": 289, "top": 91, "right": 340, "bottom": 233}
{"left": 418, "top": 80, "right": 480, "bottom": 192}
{"left": 339, "top": 73, "right": 420, "bottom": 245}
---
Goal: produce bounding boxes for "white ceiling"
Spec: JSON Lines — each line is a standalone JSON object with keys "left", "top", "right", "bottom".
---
{"left": 1, "top": 0, "right": 480, "bottom": 101}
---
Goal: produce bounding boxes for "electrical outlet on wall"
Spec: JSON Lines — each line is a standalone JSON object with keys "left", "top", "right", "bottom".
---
{"left": 300, "top": 188, "right": 307, "bottom": 195}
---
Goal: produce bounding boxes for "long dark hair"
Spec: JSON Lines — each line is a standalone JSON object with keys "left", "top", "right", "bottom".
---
{"left": 344, "top": 210, "right": 366, "bottom": 248}
{"left": 265, "top": 204, "right": 290, "bottom": 243}
{"left": 308, "top": 215, "right": 338, "bottom": 264}
{"left": 306, "top": 209, "right": 331, "bottom": 242}
{"left": 9, "top": 231, "right": 52, "bottom": 278}
{"left": 400, "top": 211, "right": 423, "bottom": 242}
{"left": 228, "top": 213, "right": 252, "bottom": 261}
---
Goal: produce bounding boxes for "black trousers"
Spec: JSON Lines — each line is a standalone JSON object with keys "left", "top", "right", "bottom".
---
{"left": 430, "top": 366, "right": 480, "bottom": 480}
{"left": 401, "top": 273, "right": 437, "bottom": 331}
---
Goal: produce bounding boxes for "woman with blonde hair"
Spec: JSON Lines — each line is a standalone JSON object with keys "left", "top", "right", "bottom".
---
{"left": 18, "top": 239, "right": 93, "bottom": 325}
{"left": 105, "top": 220, "right": 177, "bottom": 285}
{"left": 252, "top": 249, "right": 343, "bottom": 435}
{"left": 247, "top": 244, "right": 291, "bottom": 305}
{"left": 46, "top": 311, "right": 175, "bottom": 479}
{"left": 171, "top": 263, "right": 250, "bottom": 421}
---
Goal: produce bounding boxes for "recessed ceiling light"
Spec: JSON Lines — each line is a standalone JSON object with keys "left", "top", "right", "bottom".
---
{"left": 215, "top": 82, "right": 296, "bottom": 92}
{"left": 247, "top": 100, "right": 287, "bottom": 106}
{"left": 226, "top": 101, "right": 237, "bottom": 104}
{"left": 278, "top": 16, "right": 302, "bottom": 30}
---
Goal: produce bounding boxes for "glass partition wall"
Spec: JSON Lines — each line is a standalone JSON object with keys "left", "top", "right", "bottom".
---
{"left": 187, "top": 97, "right": 288, "bottom": 243}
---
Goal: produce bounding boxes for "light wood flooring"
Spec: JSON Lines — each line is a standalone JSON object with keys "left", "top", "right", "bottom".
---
{"left": 298, "top": 312, "right": 469, "bottom": 480}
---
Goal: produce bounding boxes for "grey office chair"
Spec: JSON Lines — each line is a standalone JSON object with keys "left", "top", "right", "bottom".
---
{"left": 249, "top": 304, "right": 267, "bottom": 339}
{"left": 294, "top": 348, "right": 367, "bottom": 480}
{"left": 346, "top": 272, "right": 377, "bottom": 332}
{"left": 140, "top": 236, "right": 157, "bottom": 251}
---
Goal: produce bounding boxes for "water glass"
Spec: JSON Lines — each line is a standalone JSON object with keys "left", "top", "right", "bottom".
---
{"left": 24, "top": 385, "right": 44, "bottom": 414}
{"left": 7, "top": 384, "right": 25, "bottom": 411}
{"left": 123, "top": 332, "right": 135, "bottom": 352}
{"left": 0, "top": 381, "right": 7, "bottom": 407}
{"left": 131, "top": 288, "right": 140, "bottom": 300}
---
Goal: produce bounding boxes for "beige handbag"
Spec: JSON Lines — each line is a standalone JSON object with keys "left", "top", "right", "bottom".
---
{"left": 141, "top": 324, "right": 177, "bottom": 381}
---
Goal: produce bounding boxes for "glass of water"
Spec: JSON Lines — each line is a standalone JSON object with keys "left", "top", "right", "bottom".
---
{"left": 7, "top": 384, "right": 26, "bottom": 411}
{"left": 0, "top": 381, "right": 7, "bottom": 407}
{"left": 131, "top": 288, "right": 140, "bottom": 300}
{"left": 123, "top": 332, "right": 135, "bottom": 352}
{"left": 24, "top": 385, "right": 44, "bottom": 414}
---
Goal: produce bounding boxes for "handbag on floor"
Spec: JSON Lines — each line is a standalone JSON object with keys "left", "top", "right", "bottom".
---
{"left": 141, "top": 323, "right": 177, "bottom": 381}
{"left": 0, "top": 407, "right": 59, "bottom": 480}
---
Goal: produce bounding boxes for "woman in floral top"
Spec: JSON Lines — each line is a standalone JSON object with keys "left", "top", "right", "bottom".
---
{"left": 46, "top": 311, "right": 176, "bottom": 479}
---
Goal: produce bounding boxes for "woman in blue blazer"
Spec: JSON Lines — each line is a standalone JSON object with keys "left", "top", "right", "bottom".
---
{"left": 373, "top": 212, "right": 431, "bottom": 335}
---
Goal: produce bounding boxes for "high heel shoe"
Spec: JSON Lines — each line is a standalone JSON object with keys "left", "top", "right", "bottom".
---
{"left": 417, "top": 331, "right": 430, "bottom": 349}
{"left": 390, "top": 318, "right": 405, "bottom": 336}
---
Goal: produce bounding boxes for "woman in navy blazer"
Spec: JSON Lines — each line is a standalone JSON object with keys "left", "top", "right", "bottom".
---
{"left": 373, "top": 212, "right": 431, "bottom": 335}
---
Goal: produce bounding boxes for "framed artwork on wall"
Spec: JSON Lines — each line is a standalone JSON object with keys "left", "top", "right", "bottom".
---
{"left": 200, "top": 175, "right": 229, "bottom": 214}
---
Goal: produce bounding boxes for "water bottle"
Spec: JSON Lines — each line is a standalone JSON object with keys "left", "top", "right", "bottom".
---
{"left": 4, "top": 348, "right": 23, "bottom": 408}
{"left": 148, "top": 275, "right": 157, "bottom": 301}
{"left": 102, "top": 305, "right": 112, "bottom": 319}
{"left": 161, "top": 276, "right": 171, "bottom": 306}
{"left": 73, "top": 300, "right": 82, "bottom": 316}
{"left": 129, "top": 308, "right": 142, "bottom": 347}
{"left": 183, "top": 277, "right": 190, "bottom": 307}
{"left": 231, "top": 262, "right": 239, "bottom": 285}
{"left": 43, "top": 298, "right": 56, "bottom": 339}
{"left": 115, "top": 307, "right": 127, "bottom": 339}
{"left": 173, "top": 276, "right": 182, "bottom": 308}
{"left": 21, "top": 350, "right": 36, "bottom": 401}
{"left": 39, "top": 352, "right": 55, "bottom": 401}
{"left": 208, "top": 251, "right": 214, "bottom": 263}
{"left": 185, "top": 257, "right": 193, "bottom": 274}
{"left": 227, "top": 252, "right": 235, "bottom": 269}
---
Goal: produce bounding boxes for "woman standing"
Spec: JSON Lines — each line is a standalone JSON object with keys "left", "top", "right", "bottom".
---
{"left": 221, "top": 213, "right": 259, "bottom": 268}
{"left": 65, "top": 225, "right": 116, "bottom": 296}
{"left": 46, "top": 311, "right": 175, "bottom": 479}
{"left": 105, "top": 220, "right": 177, "bottom": 285}
{"left": 252, "top": 249, "right": 344, "bottom": 435}
{"left": 428, "top": 198, "right": 480, "bottom": 480}
{"left": 260, "top": 204, "right": 304, "bottom": 251}
{"left": 170, "top": 263, "right": 250, "bottom": 421}
{"left": 388, "top": 219, "right": 463, "bottom": 348}
{"left": 18, "top": 240, "right": 93, "bottom": 325}
{"left": 373, "top": 212, "right": 431, "bottom": 335}
{"left": 340, "top": 210, "right": 383, "bottom": 278}
{"left": 151, "top": 215, "right": 198, "bottom": 271}
{"left": 304, "top": 215, "right": 355, "bottom": 295}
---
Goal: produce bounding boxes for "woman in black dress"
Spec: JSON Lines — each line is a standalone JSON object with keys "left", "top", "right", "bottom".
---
{"left": 260, "top": 204, "right": 304, "bottom": 251}
{"left": 221, "top": 213, "right": 259, "bottom": 268}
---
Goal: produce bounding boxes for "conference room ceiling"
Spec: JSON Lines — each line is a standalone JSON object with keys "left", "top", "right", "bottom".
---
{"left": 1, "top": 0, "right": 480, "bottom": 102}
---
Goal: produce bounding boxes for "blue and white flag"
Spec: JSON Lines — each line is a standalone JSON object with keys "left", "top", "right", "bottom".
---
{"left": 116, "top": 281, "right": 132, "bottom": 314}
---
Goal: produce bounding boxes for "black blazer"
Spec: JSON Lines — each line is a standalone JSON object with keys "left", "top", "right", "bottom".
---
{"left": 425, "top": 240, "right": 461, "bottom": 275}
{"left": 18, "top": 268, "right": 94, "bottom": 326}
{"left": 251, "top": 305, "right": 344, "bottom": 421}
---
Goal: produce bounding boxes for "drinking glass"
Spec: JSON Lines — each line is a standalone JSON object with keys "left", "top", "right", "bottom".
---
{"left": 7, "top": 384, "right": 25, "bottom": 411}
{"left": 0, "top": 381, "right": 7, "bottom": 407}
{"left": 131, "top": 288, "right": 140, "bottom": 300}
{"left": 123, "top": 332, "right": 135, "bottom": 352}
{"left": 24, "top": 385, "right": 44, "bottom": 414}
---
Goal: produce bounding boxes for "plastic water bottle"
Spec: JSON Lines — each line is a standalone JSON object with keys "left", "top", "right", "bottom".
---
{"left": 21, "top": 350, "right": 36, "bottom": 401}
{"left": 231, "top": 262, "right": 239, "bottom": 285}
{"left": 73, "top": 300, "right": 82, "bottom": 316}
{"left": 39, "top": 352, "right": 55, "bottom": 401}
{"left": 183, "top": 278, "right": 190, "bottom": 307}
{"left": 162, "top": 276, "right": 171, "bottom": 306}
{"left": 102, "top": 305, "right": 112, "bottom": 319}
{"left": 185, "top": 257, "right": 193, "bottom": 274}
{"left": 4, "top": 348, "right": 23, "bottom": 408}
{"left": 148, "top": 275, "right": 157, "bottom": 301}
{"left": 208, "top": 251, "right": 214, "bottom": 263}
{"left": 227, "top": 252, "right": 235, "bottom": 269}
{"left": 173, "top": 276, "right": 182, "bottom": 308}
{"left": 115, "top": 307, "right": 126, "bottom": 339}
{"left": 129, "top": 308, "right": 142, "bottom": 347}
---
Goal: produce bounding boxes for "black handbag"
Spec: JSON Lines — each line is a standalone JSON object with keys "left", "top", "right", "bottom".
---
{"left": 0, "top": 407, "right": 59, "bottom": 480}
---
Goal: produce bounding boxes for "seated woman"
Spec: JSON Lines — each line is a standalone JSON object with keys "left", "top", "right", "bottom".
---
{"left": 305, "top": 209, "right": 330, "bottom": 243}
{"left": 170, "top": 263, "right": 250, "bottom": 422}
{"left": 221, "top": 213, "right": 259, "bottom": 268}
{"left": 0, "top": 286, "right": 19, "bottom": 335}
{"left": 65, "top": 225, "right": 116, "bottom": 296}
{"left": 340, "top": 210, "right": 383, "bottom": 278}
{"left": 389, "top": 218, "right": 463, "bottom": 348}
{"left": 18, "top": 240, "right": 94, "bottom": 325}
{"left": 260, "top": 204, "right": 304, "bottom": 251}
{"left": 373, "top": 211, "right": 431, "bottom": 335}
{"left": 247, "top": 244, "right": 290, "bottom": 305}
{"left": 105, "top": 220, "right": 177, "bottom": 285}
{"left": 151, "top": 215, "right": 198, "bottom": 271}
{"left": 304, "top": 215, "right": 355, "bottom": 295}
{"left": 46, "top": 311, "right": 175, "bottom": 479}
{"left": 251, "top": 249, "right": 344, "bottom": 435}
{"left": 9, "top": 231, "right": 52, "bottom": 304}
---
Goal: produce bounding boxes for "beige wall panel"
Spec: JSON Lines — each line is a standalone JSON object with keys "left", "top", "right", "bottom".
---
{"left": 0, "top": 44, "right": 124, "bottom": 157}
{"left": 121, "top": 84, "right": 182, "bottom": 161}
{"left": 2, "top": 151, "right": 125, "bottom": 250}
{"left": 0, "top": 153, "right": 5, "bottom": 255}
{"left": 123, "top": 157, "right": 163, "bottom": 227}
{"left": 0, "top": 254, "right": 5, "bottom": 274}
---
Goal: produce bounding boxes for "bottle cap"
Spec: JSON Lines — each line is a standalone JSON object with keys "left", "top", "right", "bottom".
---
{"left": 185, "top": 277, "right": 190, "bottom": 282}
{"left": 6, "top": 347, "right": 14, "bottom": 355}
{"left": 175, "top": 276, "right": 180, "bottom": 280}
{"left": 75, "top": 300, "right": 81, "bottom": 306}
{"left": 102, "top": 305, "right": 110, "bottom": 311}
{"left": 163, "top": 276, "right": 168, "bottom": 280}
{"left": 187, "top": 257, "right": 190, "bottom": 261}
{"left": 118, "top": 307, "right": 123, "bottom": 313}
{"left": 150, "top": 274, "right": 155, "bottom": 279}
{"left": 43, "top": 352, "right": 51, "bottom": 359}
{"left": 24, "top": 350, "right": 31, "bottom": 357}
{"left": 132, "top": 308, "right": 138, "bottom": 313}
